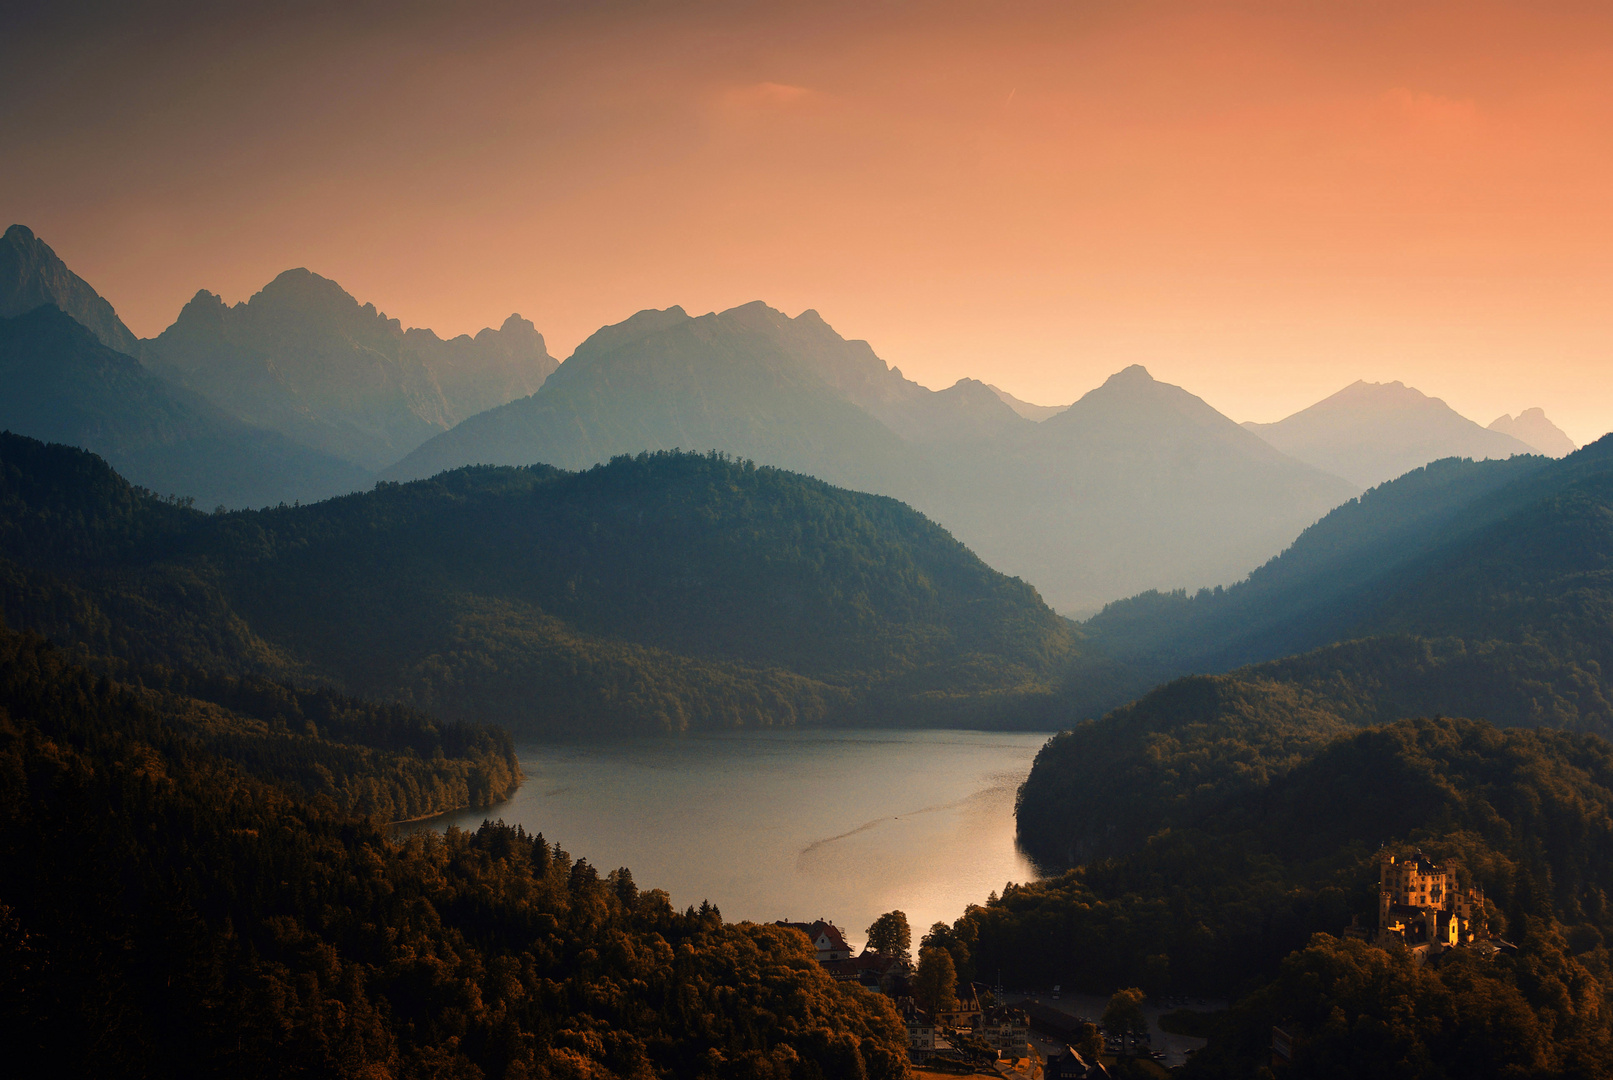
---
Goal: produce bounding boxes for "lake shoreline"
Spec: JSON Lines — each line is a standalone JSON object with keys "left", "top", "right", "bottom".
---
{"left": 405, "top": 727, "right": 1055, "bottom": 947}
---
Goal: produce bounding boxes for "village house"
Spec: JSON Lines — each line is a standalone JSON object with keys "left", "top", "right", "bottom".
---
{"left": 931, "top": 981, "right": 983, "bottom": 1028}
{"left": 821, "top": 948, "right": 906, "bottom": 987}
{"left": 897, "top": 997, "right": 936, "bottom": 1064}
{"left": 972, "top": 1003, "right": 1031, "bottom": 1059}
{"left": 1045, "top": 1045, "right": 1110, "bottom": 1080}
{"left": 774, "top": 920, "right": 853, "bottom": 962}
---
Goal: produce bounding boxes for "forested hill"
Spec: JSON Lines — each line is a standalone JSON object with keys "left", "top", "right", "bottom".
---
{"left": 0, "top": 624, "right": 520, "bottom": 823}
{"left": 1084, "top": 451, "right": 1555, "bottom": 672}
{"left": 0, "top": 431, "right": 1086, "bottom": 733}
{"left": 0, "top": 621, "right": 912, "bottom": 1078}
{"left": 1021, "top": 434, "right": 1613, "bottom": 867}
{"left": 955, "top": 716, "right": 1613, "bottom": 1078}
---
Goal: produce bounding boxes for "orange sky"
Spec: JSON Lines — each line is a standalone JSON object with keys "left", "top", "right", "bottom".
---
{"left": 5, "top": 0, "right": 1612, "bottom": 443}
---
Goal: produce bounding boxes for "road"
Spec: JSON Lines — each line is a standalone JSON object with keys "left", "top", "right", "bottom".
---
{"left": 996, "top": 990, "right": 1219, "bottom": 1069}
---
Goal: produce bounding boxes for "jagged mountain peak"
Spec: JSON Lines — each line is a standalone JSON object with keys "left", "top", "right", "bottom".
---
{"left": 1060, "top": 364, "right": 1232, "bottom": 429}
{"left": 0, "top": 224, "right": 140, "bottom": 355}
{"left": 144, "top": 269, "right": 557, "bottom": 469}
{"left": 250, "top": 267, "right": 395, "bottom": 328}
{"left": 1107, "top": 363, "right": 1155, "bottom": 383}
{"left": 1489, "top": 407, "right": 1577, "bottom": 458}
{"left": 569, "top": 305, "right": 692, "bottom": 360}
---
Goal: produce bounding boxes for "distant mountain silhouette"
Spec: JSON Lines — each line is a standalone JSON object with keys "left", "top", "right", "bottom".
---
{"left": 142, "top": 269, "right": 557, "bottom": 469}
{"left": 1489, "top": 407, "right": 1578, "bottom": 457}
{"left": 986, "top": 383, "right": 1066, "bottom": 421}
{"left": 389, "top": 301, "right": 921, "bottom": 492}
{"left": 389, "top": 305, "right": 1357, "bottom": 612}
{"left": 924, "top": 364, "right": 1360, "bottom": 613}
{"left": 0, "top": 224, "right": 140, "bottom": 354}
{"left": 0, "top": 305, "right": 367, "bottom": 507}
{"left": 1243, "top": 379, "right": 1535, "bottom": 488}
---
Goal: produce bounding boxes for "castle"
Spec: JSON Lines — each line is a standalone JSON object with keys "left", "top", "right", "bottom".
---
{"left": 1353, "top": 850, "right": 1491, "bottom": 963}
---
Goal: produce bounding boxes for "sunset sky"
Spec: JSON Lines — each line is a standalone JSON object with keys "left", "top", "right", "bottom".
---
{"left": 6, "top": 0, "right": 1612, "bottom": 442}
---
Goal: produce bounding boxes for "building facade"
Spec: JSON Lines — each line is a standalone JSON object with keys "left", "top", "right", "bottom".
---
{"left": 1373, "top": 850, "right": 1489, "bottom": 959}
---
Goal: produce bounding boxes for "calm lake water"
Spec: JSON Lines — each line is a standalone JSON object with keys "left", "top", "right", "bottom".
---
{"left": 415, "top": 728, "right": 1052, "bottom": 949}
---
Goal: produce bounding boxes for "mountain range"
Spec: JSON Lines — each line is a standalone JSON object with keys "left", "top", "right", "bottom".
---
{"left": 384, "top": 302, "right": 1360, "bottom": 612}
{"left": 0, "top": 304, "right": 368, "bottom": 507}
{"left": 1, "top": 222, "right": 1594, "bottom": 614}
{"left": 1241, "top": 379, "right": 1539, "bottom": 488}
{"left": 143, "top": 269, "right": 557, "bottom": 469}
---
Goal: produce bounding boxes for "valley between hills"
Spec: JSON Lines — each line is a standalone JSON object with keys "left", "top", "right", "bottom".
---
{"left": 2, "top": 221, "right": 1611, "bottom": 1079}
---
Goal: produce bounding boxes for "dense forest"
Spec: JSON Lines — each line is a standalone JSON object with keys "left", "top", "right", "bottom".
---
{"left": 1081, "top": 451, "right": 1562, "bottom": 672}
{"left": 985, "top": 435, "right": 1613, "bottom": 1077}
{"left": 949, "top": 716, "right": 1613, "bottom": 1077}
{"left": 1020, "top": 434, "right": 1613, "bottom": 866}
{"left": 0, "top": 623, "right": 913, "bottom": 1078}
{"left": 0, "top": 431, "right": 1096, "bottom": 734}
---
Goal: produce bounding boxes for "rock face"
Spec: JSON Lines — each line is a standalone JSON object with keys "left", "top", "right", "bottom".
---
{"left": 0, "top": 305, "right": 367, "bottom": 508}
{"left": 0, "top": 224, "right": 141, "bottom": 355}
{"left": 142, "top": 269, "right": 557, "bottom": 470}
{"left": 388, "top": 303, "right": 1357, "bottom": 613}
{"left": 1243, "top": 380, "right": 1536, "bottom": 489}
{"left": 1489, "top": 408, "right": 1578, "bottom": 458}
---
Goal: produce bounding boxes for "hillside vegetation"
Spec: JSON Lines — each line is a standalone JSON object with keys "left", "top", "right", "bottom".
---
{"left": 945, "top": 716, "right": 1613, "bottom": 1078}
{"left": 1021, "top": 436, "right": 1613, "bottom": 867}
{"left": 0, "top": 624, "right": 911, "bottom": 1078}
{"left": 0, "top": 432, "right": 1086, "bottom": 734}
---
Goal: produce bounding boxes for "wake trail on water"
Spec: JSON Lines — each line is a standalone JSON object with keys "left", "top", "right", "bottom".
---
{"left": 798, "top": 776, "right": 1023, "bottom": 861}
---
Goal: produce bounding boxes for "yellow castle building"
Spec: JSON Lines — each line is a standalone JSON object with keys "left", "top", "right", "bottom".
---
{"left": 1371, "top": 850, "right": 1489, "bottom": 961}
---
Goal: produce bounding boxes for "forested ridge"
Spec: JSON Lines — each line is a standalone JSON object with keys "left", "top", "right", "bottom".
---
{"left": 985, "top": 436, "right": 1613, "bottom": 1076}
{"left": 1084, "top": 453, "right": 1553, "bottom": 672}
{"left": 0, "top": 623, "right": 913, "bottom": 1078}
{"left": 0, "top": 431, "right": 1089, "bottom": 734}
{"left": 1021, "top": 434, "right": 1613, "bottom": 867}
{"left": 949, "top": 716, "right": 1613, "bottom": 1078}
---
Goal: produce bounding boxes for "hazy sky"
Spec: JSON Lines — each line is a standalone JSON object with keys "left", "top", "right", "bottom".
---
{"left": 6, "top": 0, "right": 1612, "bottom": 442}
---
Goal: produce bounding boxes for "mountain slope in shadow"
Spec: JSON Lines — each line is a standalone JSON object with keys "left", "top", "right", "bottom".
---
{"left": 389, "top": 305, "right": 1357, "bottom": 613}
{"left": 0, "top": 305, "right": 367, "bottom": 507}
{"left": 143, "top": 268, "right": 558, "bottom": 470}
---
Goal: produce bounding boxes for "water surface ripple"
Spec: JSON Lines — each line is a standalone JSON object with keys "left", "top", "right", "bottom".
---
{"left": 411, "top": 728, "right": 1051, "bottom": 946}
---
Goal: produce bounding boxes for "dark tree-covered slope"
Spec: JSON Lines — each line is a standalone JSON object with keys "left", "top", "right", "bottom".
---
{"left": 0, "top": 305, "right": 369, "bottom": 507}
{"left": 953, "top": 716, "right": 1613, "bottom": 1079}
{"left": 0, "top": 432, "right": 1081, "bottom": 733}
{"left": 0, "top": 625, "right": 912, "bottom": 1079}
{"left": 1084, "top": 452, "right": 1554, "bottom": 672}
{"left": 1022, "top": 436, "right": 1613, "bottom": 867}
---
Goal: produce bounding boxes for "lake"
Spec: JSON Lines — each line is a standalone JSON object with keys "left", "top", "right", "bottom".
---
{"left": 413, "top": 728, "right": 1052, "bottom": 949}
